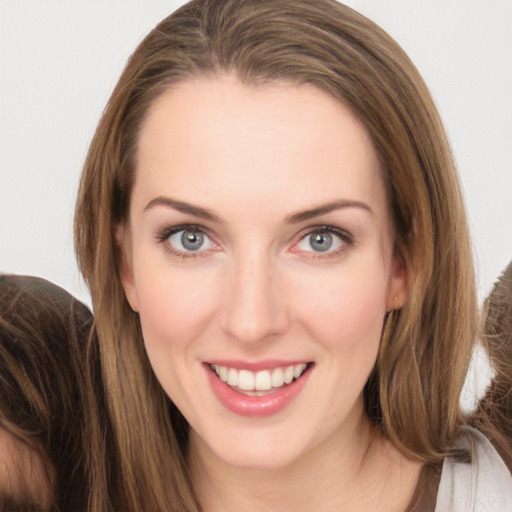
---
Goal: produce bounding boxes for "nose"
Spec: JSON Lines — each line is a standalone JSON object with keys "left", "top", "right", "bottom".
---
{"left": 221, "top": 249, "right": 290, "bottom": 346}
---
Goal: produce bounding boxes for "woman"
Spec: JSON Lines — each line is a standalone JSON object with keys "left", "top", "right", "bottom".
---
{"left": 74, "top": 0, "right": 512, "bottom": 510}
{"left": 0, "top": 275, "right": 110, "bottom": 511}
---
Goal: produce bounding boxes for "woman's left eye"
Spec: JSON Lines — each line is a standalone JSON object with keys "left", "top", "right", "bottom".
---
{"left": 295, "top": 227, "right": 351, "bottom": 255}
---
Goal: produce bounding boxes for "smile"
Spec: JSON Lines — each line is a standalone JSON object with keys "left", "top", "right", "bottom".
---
{"left": 210, "top": 363, "right": 308, "bottom": 395}
{"left": 205, "top": 361, "right": 313, "bottom": 417}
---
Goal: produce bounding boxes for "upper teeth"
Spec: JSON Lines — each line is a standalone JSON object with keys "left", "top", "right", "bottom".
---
{"left": 211, "top": 363, "right": 308, "bottom": 391}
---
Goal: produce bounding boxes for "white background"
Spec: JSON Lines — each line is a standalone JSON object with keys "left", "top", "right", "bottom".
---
{"left": 1, "top": 0, "right": 511, "bottom": 313}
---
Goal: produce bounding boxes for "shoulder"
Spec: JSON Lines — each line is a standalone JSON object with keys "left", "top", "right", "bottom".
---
{"left": 435, "top": 426, "right": 512, "bottom": 512}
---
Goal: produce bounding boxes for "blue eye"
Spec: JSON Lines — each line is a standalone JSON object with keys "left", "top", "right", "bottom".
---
{"left": 167, "top": 228, "right": 215, "bottom": 253}
{"left": 297, "top": 228, "right": 347, "bottom": 254}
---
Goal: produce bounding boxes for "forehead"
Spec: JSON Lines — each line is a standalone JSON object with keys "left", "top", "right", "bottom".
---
{"left": 133, "top": 75, "right": 386, "bottom": 219}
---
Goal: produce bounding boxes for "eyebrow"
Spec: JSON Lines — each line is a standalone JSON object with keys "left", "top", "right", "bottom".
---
{"left": 144, "top": 196, "right": 222, "bottom": 223}
{"left": 144, "top": 196, "right": 373, "bottom": 224}
{"left": 285, "top": 199, "right": 373, "bottom": 223}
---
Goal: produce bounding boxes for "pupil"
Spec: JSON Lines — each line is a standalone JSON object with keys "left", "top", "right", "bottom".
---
{"left": 311, "top": 232, "right": 332, "bottom": 252}
{"left": 181, "top": 230, "right": 204, "bottom": 251}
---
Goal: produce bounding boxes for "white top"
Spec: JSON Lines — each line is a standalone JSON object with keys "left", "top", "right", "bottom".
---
{"left": 435, "top": 427, "right": 512, "bottom": 511}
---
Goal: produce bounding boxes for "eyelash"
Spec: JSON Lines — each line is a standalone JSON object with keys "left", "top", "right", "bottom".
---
{"left": 154, "top": 224, "right": 354, "bottom": 260}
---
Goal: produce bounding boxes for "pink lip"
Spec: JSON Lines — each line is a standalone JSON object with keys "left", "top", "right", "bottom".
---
{"left": 205, "top": 363, "right": 313, "bottom": 418}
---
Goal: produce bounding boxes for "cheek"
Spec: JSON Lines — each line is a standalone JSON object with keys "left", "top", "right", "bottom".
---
{"left": 291, "top": 261, "right": 388, "bottom": 356}
{"left": 282, "top": 260, "right": 389, "bottom": 428}
{"left": 133, "top": 256, "right": 219, "bottom": 354}
{"left": 132, "top": 257, "right": 222, "bottom": 407}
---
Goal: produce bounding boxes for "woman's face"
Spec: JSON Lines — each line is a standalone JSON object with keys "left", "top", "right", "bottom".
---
{"left": 119, "top": 76, "right": 407, "bottom": 469}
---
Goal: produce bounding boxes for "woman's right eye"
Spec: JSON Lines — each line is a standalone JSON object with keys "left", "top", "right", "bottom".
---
{"left": 158, "top": 227, "right": 216, "bottom": 256}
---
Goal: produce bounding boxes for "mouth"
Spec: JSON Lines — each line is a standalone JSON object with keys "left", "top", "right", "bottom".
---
{"left": 205, "top": 361, "right": 314, "bottom": 417}
{"left": 210, "top": 362, "right": 312, "bottom": 396}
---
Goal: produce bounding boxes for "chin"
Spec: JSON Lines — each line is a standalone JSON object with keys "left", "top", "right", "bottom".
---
{"left": 191, "top": 419, "right": 319, "bottom": 472}
{"left": 215, "top": 444, "right": 305, "bottom": 471}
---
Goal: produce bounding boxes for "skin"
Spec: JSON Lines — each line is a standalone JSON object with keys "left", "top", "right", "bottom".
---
{"left": 119, "top": 75, "right": 421, "bottom": 511}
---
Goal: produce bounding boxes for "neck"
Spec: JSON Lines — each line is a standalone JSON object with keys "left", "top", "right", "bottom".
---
{"left": 187, "top": 413, "right": 422, "bottom": 512}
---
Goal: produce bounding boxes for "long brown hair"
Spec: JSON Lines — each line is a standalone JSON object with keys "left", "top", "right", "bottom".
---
{"left": 0, "top": 275, "right": 110, "bottom": 511}
{"left": 74, "top": 1, "right": 480, "bottom": 509}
